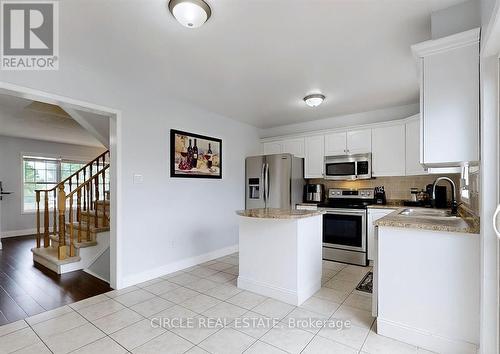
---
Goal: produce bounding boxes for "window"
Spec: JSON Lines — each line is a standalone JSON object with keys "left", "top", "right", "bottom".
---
{"left": 22, "top": 156, "right": 85, "bottom": 212}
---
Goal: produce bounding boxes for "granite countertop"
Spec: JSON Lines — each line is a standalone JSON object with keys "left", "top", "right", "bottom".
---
{"left": 375, "top": 206, "right": 480, "bottom": 234}
{"left": 236, "top": 208, "right": 325, "bottom": 219}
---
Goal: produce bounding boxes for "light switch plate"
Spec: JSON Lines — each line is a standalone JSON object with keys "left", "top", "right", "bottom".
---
{"left": 133, "top": 174, "right": 144, "bottom": 184}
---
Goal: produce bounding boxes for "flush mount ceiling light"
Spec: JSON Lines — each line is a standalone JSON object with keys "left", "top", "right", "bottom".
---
{"left": 168, "top": 0, "right": 211, "bottom": 28}
{"left": 303, "top": 93, "right": 325, "bottom": 107}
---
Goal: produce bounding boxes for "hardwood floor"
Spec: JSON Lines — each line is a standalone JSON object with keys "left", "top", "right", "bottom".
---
{"left": 0, "top": 235, "right": 112, "bottom": 325}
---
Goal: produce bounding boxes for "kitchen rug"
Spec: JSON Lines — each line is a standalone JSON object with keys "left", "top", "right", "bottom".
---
{"left": 355, "top": 271, "right": 373, "bottom": 293}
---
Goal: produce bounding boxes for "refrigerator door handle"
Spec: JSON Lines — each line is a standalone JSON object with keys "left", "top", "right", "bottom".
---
{"left": 493, "top": 204, "right": 500, "bottom": 239}
{"left": 265, "top": 163, "right": 270, "bottom": 203}
{"left": 261, "top": 163, "right": 267, "bottom": 204}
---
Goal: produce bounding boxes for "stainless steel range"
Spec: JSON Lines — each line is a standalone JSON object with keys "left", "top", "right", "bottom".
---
{"left": 318, "top": 188, "right": 374, "bottom": 266}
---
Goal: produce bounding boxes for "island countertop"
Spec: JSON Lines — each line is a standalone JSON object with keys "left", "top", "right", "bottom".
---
{"left": 236, "top": 208, "right": 325, "bottom": 219}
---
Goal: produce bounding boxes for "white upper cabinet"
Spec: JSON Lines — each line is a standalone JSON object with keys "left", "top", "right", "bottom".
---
{"left": 325, "top": 129, "right": 371, "bottom": 156}
{"left": 372, "top": 123, "right": 406, "bottom": 177}
{"left": 262, "top": 141, "right": 282, "bottom": 155}
{"left": 304, "top": 135, "right": 324, "bottom": 179}
{"left": 346, "top": 129, "right": 371, "bottom": 154}
{"left": 324, "top": 131, "right": 347, "bottom": 156}
{"left": 282, "top": 138, "right": 305, "bottom": 158}
{"left": 412, "top": 28, "right": 480, "bottom": 167}
{"left": 262, "top": 138, "right": 305, "bottom": 157}
{"left": 405, "top": 116, "right": 427, "bottom": 176}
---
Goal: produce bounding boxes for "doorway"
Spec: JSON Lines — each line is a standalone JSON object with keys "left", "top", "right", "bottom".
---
{"left": 0, "top": 82, "right": 121, "bottom": 324}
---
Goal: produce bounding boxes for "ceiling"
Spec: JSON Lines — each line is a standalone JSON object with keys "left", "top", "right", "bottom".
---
{"left": 59, "top": 0, "right": 465, "bottom": 128}
{"left": 0, "top": 94, "right": 103, "bottom": 147}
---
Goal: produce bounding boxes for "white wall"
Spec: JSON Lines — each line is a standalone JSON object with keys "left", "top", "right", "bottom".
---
{"left": 63, "top": 107, "right": 110, "bottom": 148}
{"left": 0, "top": 135, "right": 105, "bottom": 236}
{"left": 259, "top": 103, "right": 419, "bottom": 138}
{"left": 478, "top": 1, "right": 500, "bottom": 352}
{"left": 431, "top": 0, "right": 480, "bottom": 39}
{"left": 87, "top": 248, "right": 110, "bottom": 282}
{"left": 0, "top": 53, "right": 260, "bottom": 288}
{"left": 479, "top": 54, "right": 499, "bottom": 354}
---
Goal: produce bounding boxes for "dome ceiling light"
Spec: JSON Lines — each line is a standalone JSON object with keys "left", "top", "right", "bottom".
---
{"left": 168, "top": 0, "right": 212, "bottom": 28}
{"left": 303, "top": 93, "right": 326, "bottom": 107}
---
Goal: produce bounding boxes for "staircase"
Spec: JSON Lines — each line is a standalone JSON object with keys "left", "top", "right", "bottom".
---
{"left": 31, "top": 151, "right": 111, "bottom": 275}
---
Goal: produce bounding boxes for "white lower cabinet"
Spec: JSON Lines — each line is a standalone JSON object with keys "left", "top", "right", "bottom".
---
{"left": 367, "top": 208, "right": 396, "bottom": 261}
{"left": 372, "top": 124, "right": 405, "bottom": 176}
{"left": 304, "top": 135, "right": 324, "bottom": 178}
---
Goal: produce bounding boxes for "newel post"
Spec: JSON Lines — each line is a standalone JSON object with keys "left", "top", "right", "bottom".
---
{"left": 57, "top": 185, "right": 67, "bottom": 260}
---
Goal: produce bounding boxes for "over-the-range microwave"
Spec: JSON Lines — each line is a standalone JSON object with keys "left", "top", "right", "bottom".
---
{"left": 324, "top": 153, "right": 372, "bottom": 180}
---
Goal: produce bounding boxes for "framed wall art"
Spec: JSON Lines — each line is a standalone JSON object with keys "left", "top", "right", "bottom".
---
{"left": 170, "top": 129, "right": 222, "bottom": 179}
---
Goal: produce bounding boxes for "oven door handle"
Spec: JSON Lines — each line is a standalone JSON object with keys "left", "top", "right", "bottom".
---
{"left": 321, "top": 208, "right": 366, "bottom": 216}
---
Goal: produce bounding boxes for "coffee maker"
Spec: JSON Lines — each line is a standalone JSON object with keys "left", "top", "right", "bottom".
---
{"left": 374, "top": 186, "right": 386, "bottom": 205}
{"left": 303, "top": 184, "right": 324, "bottom": 203}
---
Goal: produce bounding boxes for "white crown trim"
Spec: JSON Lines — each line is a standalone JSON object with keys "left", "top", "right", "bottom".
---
{"left": 411, "top": 28, "right": 480, "bottom": 58}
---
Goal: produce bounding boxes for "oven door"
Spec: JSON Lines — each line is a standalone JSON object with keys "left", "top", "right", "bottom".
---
{"left": 324, "top": 161, "right": 356, "bottom": 180}
{"left": 322, "top": 208, "right": 366, "bottom": 252}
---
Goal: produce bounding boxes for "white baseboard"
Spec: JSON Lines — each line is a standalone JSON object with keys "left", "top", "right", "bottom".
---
{"left": 1, "top": 228, "right": 38, "bottom": 238}
{"left": 377, "top": 318, "right": 479, "bottom": 354}
{"left": 237, "top": 276, "right": 299, "bottom": 306}
{"left": 298, "top": 279, "right": 321, "bottom": 305}
{"left": 120, "top": 244, "right": 239, "bottom": 288}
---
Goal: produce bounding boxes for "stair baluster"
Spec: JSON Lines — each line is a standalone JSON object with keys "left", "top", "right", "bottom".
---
{"left": 57, "top": 185, "right": 66, "bottom": 260}
{"left": 102, "top": 166, "right": 108, "bottom": 228}
{"left": 36, "top": 191, "right": 41, "bottom": 248}
{"left": 77, "top": 189, "right": 82, "bottom": 243}
{"left": 94, "top": 175, "right": 99, "bottom": 229}
{"left": 44, "top": 191, "right": 49, "bottom": 248}
{"left": 69, "top": 195, "right": 75, "bottom": 257}
{"left": 53, "top": 189, "right": 57, "bottom": 236}
{"left": 89, "top": 164, "right": 93, "bottom": 210}
{"left": 83, "top": 169, "right": 87, "bottom": 211}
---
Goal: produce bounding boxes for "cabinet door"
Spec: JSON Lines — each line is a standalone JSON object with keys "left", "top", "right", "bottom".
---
{"left": 324, "top": 132, "right": 347, "bottom": 156}
{"left": 405, "top": 117, "right": 427, "bottom": 176}
{"left": 372, "top": 124, "right": 405, "bottom": 176}
{"left": 282, "top": 138, "right": 305, "bottom": 158}
{"left": 422, "top": 42, "right": 479, "bottom": 165}
{"left": 262, "top": 142, "right": 282, "bottom": 155}
{"left": 304, "top": 135, "right": 324, "bottom": 179}
{"left": 347, "top": 129, "right": 372, "bottom": 154}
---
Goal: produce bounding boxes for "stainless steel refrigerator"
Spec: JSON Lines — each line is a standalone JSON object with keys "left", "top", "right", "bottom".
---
{"left": 245, "top": 154, "right": 305, "bottom": 209}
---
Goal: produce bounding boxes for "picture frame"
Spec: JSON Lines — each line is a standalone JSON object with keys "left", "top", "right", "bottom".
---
{"left": 170, "top": 129, "right": 222, "bottom": 179}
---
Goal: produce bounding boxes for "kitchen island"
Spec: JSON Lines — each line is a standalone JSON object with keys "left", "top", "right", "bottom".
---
{"left": 236, "top": 208, "right": 324, "bottom": 306}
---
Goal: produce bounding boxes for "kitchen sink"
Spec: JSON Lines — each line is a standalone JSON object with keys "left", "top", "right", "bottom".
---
{"left": 398, "top": 208, "right": 458, "bottom": 219}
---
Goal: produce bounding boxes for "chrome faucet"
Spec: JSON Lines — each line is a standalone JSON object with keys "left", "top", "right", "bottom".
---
{"left": 432, "top": 177, "right": 458, "bottom": 215}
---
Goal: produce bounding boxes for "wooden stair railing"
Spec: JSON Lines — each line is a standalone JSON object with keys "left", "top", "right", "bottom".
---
{"left": 59, "top": 165, "right": 110, "bottom": 259}
{"left": 34, "top": 150, "right": 110, "bottom": 260}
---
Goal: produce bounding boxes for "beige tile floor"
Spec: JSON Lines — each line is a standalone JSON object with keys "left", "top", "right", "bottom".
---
{"left": 0, "top": 254, "right": 436, "bottom": 354}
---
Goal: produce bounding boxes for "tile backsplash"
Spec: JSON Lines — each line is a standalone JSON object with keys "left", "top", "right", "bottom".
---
{"left": 309, "top": 174, "right": 462, "bottom": 202}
